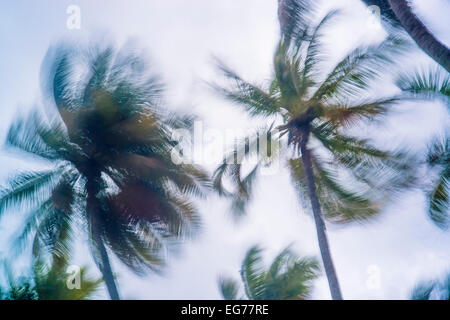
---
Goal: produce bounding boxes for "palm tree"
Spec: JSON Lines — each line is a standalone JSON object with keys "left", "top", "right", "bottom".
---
{"left": 212, "top": 7, "right": 415, "bottom": 299}
{"left": 218, "top": 245, "right": 319, "bottom": 300}
{"left": 411, "top": 272, "right": 450, "bottom": 300}
{"left": 359, "top": 0, "right": 450, "bottom": 72}
{"left": 0, "top": 257, "right": 102, "bottom": 300}
{"left": 396, "top": 68, "right": 449, "bottom": 229}
{"left": 0, "top": 43, "right": 209, "bottom": 299}
{"left": 0, "top": 271, "right": 37, "bottom": 300}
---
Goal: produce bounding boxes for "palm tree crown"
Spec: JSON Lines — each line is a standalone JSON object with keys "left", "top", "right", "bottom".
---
{"left": 0, "top": 43, "right": 210, "bottom": 299}
{"left": 219, "top": 245, "right": 319, "bottom": 300}
{"left": 214, "top": 12, "right": 413, "bottom": 221}
{"left": 213, "top": 6, "right": 415, "bottom": 299}
{"left": 0, "top": 257, "right": 102, "bottom": 300}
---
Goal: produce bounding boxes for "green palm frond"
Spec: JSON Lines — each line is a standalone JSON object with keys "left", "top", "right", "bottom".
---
{"left": 83, "top": 186, "right": 167, "bottom": 276}
{"left": 273, "top": 42, "right": 310, "bottom": 106}
{"left": 43, "top": 45, "right": 75, "bottom": 111}
{"left": 213, "top": 127, "right": 280, "bottom": 217}
{"left": 5, "top": 110, "right": 86, "bottom": 165}
{"left": 0, "top": 261, "right": 38, "bottom": 300}
{"left": 428, "top": 174, "right": 449, "bottom": 229}
{"left": 10, "top": 171, "right": 78, "bottom": 259}
{"left": 289, "top": 157, "right": 378, "bottom": 223}
{"left": 213, "top": 62, "right": 281, "bottom": 117}
{"left": 265, "top": 247, "right": 320, "bottom": 300}
{"left": 218, "top": 277, "right": 241, "bottom": 300}
{"left": 426, "top": 138, "right": 449, "bottom": 229}
{"left": 322, "top": 97, "right": 399, "bottom": 127}
{"left": 278, "top": 0, "right": 317, "bottom": 42}
{"left": 396, "top": 68, "right": 449, "bottom": 229}
{"left": 411, "top": 272, "right": 450, "bottom": 300}
{"left": 6, "top": 114, "right": 58, "bottom": 160}
{"left": 283, "top": 121, "right": 416, "bottom": 223}
{"left": 0, "top": 168, "right": 62, "bottom": 218}
{"left": 218, "top": 245, "right": 319, "bottom": 300}
{"left": 0, "top": 257, "right": 102, "bottom": 300}
{"left": 314, "top": 34, "right": 408, "bottom": 101}
{"left": 312, "top": 124, "right": 417, "bottom": 194}
{"left": 411, "top": 281, "right": 434, "bottom": 300}
{"left": 33, "top": 259, "right": 102, "bottom": 300}
{"left": 302, "top": 9, "right": 341, "bottom": 80}
{"left": 240, "top": 246, "right": 266, "bottom": 300}
{"left": 396, "top": 67, "right": 450, "bottom": 105}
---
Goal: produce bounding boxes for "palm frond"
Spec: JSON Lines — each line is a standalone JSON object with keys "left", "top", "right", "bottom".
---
{"left": 0, "top": 257, "right": 102, "bottom": 300}
{"left": 82, "top": 47, "right": 114, "bottom": 105}
{"left": 88, "top": 199, "right": 166, "bottom": 276}
{"left": 312, "top": 124, "right": 417, "bottom": 195}
{"left": 218, "top": 277, "right": 241, "bottom": 300}
{"left": 302, "top": 9, "right": 341, "bottom": 80}
{"left": 213, "top": 127, "right": 280, "bottom": 217}
{"left": 266, "top": 248, "right": 319, "bottom": 300}
{"left": 411, "top": 281, "right": 435, "bottom": 300}
{"left": 426, "top": 138, "right": 449, "bottom": 229}
{"left": 33, "top": 256, "right": 102, "bottom": 300}
{"left": 219, "top": 245, "right": 320, "bottom": 300}
{"left": 314, "top": 34, "right": 408, "bottom": 101}
{"left": 428, "top": 174, "right": 449, "bottom": 230}
{"left": 213, "top": 61, "right": 281, "bottom": 117}
{"left": 6, "top": 113, "right": 59, "bottom": 160}
{"left": 411, "top": 272, "right": 450, "bottom": 300}
{"left": 396, "top": 67, "right": 450, "bottom": 105}
{"left": 322, "top": 97, "right": 398, "bottom": 127}
{"left": 273, "top": 42, "right": 310, "bottom": 108}
{"left": 240, "top": 246, "right": 265, "bottom": 300}
{"left": 0, "top": 168, "right": 62, "bottom": 218}
{"left": 278, "top": 0, "right": 316, "bottom": 41}
{"left": 289, "top": 157, "right": 379, "bottom": 223}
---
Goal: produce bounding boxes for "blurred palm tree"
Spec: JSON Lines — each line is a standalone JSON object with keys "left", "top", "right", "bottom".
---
{"left": 0, "top": 256, "right": 102, "bottom": 300}
{"left": 212, "top": 5, "right": 416, "bottom": 300}
{"left": 411, "top": 272, "right": 450, "bottom": 300}
{"left": 0, "top": 43, "right": 209, "bottom": 299}
{"left": 397, "top": 68, "right": 449, "bottom": 229}
{"left": 218, "top": 246, "right": 319, "bottom": 300}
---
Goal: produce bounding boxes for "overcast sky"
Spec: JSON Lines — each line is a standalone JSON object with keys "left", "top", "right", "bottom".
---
{"left": 0, "top": 0, "right": 449, "bottom": 299}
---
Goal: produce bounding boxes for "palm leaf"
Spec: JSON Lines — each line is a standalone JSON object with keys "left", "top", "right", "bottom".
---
{"left": 0, "top": 169, "right": 61, "bottom": 218}
{"left": 213, "top": 62, "right": 281, "bottom": 117}
{"left": 213, "top": 127, "right": 280, "bottom": 217}
{"left": 219, "top": 245, "right": 320, "bottom": 300}
{"left": 411, "top": 272, "right": 450, "bottom": 300}
{"left": 240, "top": 246, "right": 265, "bottom": 300}
{"left": 397, "top": 67, "right": 450, "bottom": 105}
{"left": 426, "top": 138, "right": 449, "bottom": 229}
{"left": 314, "top": 34, "right": 408, "bottom": 101}
{"left": 218, "top": 277, "right": 241, "bottom": 300}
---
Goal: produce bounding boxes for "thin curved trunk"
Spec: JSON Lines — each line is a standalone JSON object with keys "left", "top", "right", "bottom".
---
{"left": 86, "top": 176, "right": 120, "bottom": 300}
{"left": 93, "top": 227, "right": 120, "bottom": 300}
{"left": 386, "top": 0, "right": 450, "bottom": 72}
{"left": 300, "top": 140, "right": 343, "bottom": 300}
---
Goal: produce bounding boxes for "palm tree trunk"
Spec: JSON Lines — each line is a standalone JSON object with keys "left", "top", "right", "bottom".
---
{"left": 300, "top": 140, "right": 343, "bottom": 300}
{"left": 93, "top": 227, "right": 120, "bottom": 300}
{"left": 86, "top": 176, "right": 120, "bottom": 300}
{"left": 386, "top": 0, "right": 450, "bottom": 72}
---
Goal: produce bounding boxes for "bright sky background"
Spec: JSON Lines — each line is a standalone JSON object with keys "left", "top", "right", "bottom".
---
{"left": 0, "top": 0, "right": 449, "bottom": 299}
